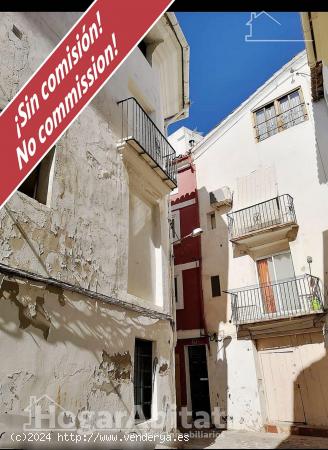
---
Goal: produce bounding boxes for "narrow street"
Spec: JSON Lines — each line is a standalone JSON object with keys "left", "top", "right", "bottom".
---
{"left": 160, "top": 431, "right": 328, "bottom": 449}
{"left": 1, "top": 9, "right": 328, "bottom": 449}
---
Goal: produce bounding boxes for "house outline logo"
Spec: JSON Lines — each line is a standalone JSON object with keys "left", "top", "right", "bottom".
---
{"left": 24, "top": 394, "right": 76, "bottom": 431}
{"left": 245, "top": 11, "right": 313, "bottom": 42}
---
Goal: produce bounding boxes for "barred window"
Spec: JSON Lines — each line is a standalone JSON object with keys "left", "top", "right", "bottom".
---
{"left": 254, "top": 88, "right": 307, "bottom": 142}
{"left": 134, "top": 339, "right": 153, "bottom": 421}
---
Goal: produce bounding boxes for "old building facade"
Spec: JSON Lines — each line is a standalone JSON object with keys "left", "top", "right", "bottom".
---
{"left": 173, "top": 51, "right": 328, "bottom": 432}
{"left": 0, "top": 12, "right": 189, "bottom": 432}
{"left": 168, "top": 128, "right": 211, "bottom": 426}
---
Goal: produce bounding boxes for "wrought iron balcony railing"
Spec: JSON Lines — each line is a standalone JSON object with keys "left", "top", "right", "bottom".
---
{"left": 229, "top": 274, "right": 324, "bottom": 325}
{"left": 118, "top": 97, "right": 177, "bottom": 187}
{"left": 227, "top": 194, "right": 297, "bottom": 240}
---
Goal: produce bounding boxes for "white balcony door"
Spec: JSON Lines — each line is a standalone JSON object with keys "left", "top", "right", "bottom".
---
{"left": 257, "top": 252, "right": 300, "bottom": 315}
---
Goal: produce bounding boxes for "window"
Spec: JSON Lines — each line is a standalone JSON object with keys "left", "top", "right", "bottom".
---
{"left": 174, "top": 271, "right": 184, "bottom": 310}
{"left": 253, "top": 88, "right": 307, "bottom": 142}
{"left": 207, "top": 212, "right": 216, "bottom": 230}
{"left": 134, "top": 339, "right": 153, "bottom": 421}
{"left": 18, "top": 147, "right": 56, "bottom": 205}
{"left": 138, "top": 39, "right": 153, "bottom": 66}
{"left": 174, "top": 261, "right": 199, "bottom": 310}
{"left": 256, "top": 251, "right": 298, "bottom": 314}
{"left": 278, "top": 90, "right": 306, "bottom": 130}
{"left": 138, "top": 40, "right": 147, "bottom": 58}
{"left": 211, "top": 275, "right": 221, "bottom": 297}
{"left": 174, "top": 276, "right": 178, "bottom": 304}
{"left": 171, "top": 210, "right": 181, "bottom": 243}
{"left": 254, "top": 103, "right": 278, "bottom": 141}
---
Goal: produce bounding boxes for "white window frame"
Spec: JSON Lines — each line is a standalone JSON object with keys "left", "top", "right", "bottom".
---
{"left": 255, "top": 250, "right": 300, "bottom": 316}
{"left": 174, "top": 272, "right": 184, "bottom": 310}
{"left": 253, "top": 87, "right": 307, "bottom": 142}
{"left": 174, "top": 261, "right": 200, "bottom": 310}
{"left": 171, "top": 210, "right": 181, "bottom": 243}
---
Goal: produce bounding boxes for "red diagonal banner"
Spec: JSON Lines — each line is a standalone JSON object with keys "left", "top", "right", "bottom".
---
{"left": 0, "top": 0, "right": 174, "bottom": 209}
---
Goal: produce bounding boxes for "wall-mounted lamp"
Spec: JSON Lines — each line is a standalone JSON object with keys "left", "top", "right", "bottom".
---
{"left": 178, "top": 227, "right": 203, "bottom": 243}
{"left": 170, "top": 221, "right": 203, "bottom": 243}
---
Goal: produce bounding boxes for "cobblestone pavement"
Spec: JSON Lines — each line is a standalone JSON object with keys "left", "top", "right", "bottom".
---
{"left": 158, "top": 430, "right": 328, "bottom": 449}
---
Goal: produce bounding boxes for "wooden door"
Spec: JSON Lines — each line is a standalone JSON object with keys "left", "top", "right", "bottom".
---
{"left": 294, "top": 333, "right": 328, "bottom": 426}
{"left": 188, "top": 345, "right": 211, "bottom": 421}
{"left": 257, "top": 259, "right": 276, "bottom": 313}
{"left": 258, "top": 334, "right": 328, "bottom": 426}
{"left": 258, "top": 336, "right": 305, "bottom": 423}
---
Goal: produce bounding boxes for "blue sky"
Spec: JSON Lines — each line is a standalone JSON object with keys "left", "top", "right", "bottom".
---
{"left": 169, "top": 12, "right": 305, "bottom": 136}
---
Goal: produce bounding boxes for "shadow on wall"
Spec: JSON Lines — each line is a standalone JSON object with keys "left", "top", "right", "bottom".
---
{"left": 312, "top": 99, "right": 328, "bottom": 185}
{"left": 323, "top": 230, "right": 328, "bottom": 304}
{"left": 0, "top": 274, "right": 165, "bottom": 421}
{"left": 274, "top": 230, "right": 328, "bottom": 447}
{"left": 197, "top": 186, "right": 231, "bottom": 428}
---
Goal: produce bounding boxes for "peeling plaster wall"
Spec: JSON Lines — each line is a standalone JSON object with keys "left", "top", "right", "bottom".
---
{"left": 0, "top": 276, "right": 175, "bottom": 431}
{"left": 0, "top": 12, "right": 171, "bottom": 309}
{"left": 0, "top": 12, "right": 176, "bottom": 431}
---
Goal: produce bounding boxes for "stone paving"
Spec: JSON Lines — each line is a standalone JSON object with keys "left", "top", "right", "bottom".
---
{"left": 158, "top": 430, "right": 328, "bottom": 449}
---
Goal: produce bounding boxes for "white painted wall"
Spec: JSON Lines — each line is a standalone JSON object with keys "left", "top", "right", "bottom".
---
{"left": 193, "top": 51, "right": 328, "bottom": 430}
{"left": 168, "top": 127, "right": 203, "bottom": 157}
{"left": 0, "top": 11, "right": 186, "bottom": 432}
{"left": 323, "top": 63, "right": 328, "bottom": 108}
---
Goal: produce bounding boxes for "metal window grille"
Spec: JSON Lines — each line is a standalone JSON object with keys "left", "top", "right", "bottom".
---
{"left": 134, "top": 339, "right": 153, "bottom": 421}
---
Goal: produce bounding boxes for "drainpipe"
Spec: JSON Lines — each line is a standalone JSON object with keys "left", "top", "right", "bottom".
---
{"left": 164, "top": 13, "right": 190, "bottom": 127}
{"left": 164, "top": 108, "right": 189, "bottom": 132}
{"left": 301, "top": 12, "right": 318, "bottom": 68}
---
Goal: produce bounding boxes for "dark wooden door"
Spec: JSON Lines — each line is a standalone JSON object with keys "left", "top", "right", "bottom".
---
{"left": 188, "top": 345, "right": 211, "bottom": 422}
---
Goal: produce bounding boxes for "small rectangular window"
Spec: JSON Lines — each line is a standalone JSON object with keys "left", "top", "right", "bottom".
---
{"left": 278, "top": 90, "right": 306, "bottom": 130}
{"left": 253, "top": 88, "right": 307, "bottom": 142}
{"left": 207, "top": 212, "right": 216, "bottom": 230}
{"left": 138, "top": 40, "right": 147, "bottom": 58}
{"left": 174, "top": 271, "right": 184, "bottom": 310}
{"left": 211, "top": 275, "right": 221, "bottom": 297}
{"left": 174, "top": 276, "right": 178, "bottom": 303}
{"left": 134, "top": 339, "right": 153, "bottom": 421}
{"left": 18, "top": 147, "right": 55, "bottom": 205}
{"left": 254, "top": 103, "right": 278, "bottom": 141}
{"left": 171, "top": 210, "right": 180, "bottom": 243}
{"left": 138, "top": 39, "right": 152, "bottom": 66}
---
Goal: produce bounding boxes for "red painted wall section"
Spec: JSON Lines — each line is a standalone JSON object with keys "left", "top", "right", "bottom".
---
{"left": 176, "top": 267, "right": 203, "bottom": 330}
{"left": 174, "top": 205, "right": 200, "bottom": 266}
{"left": 171, "top": 154, "right": 204, "bottom": 332}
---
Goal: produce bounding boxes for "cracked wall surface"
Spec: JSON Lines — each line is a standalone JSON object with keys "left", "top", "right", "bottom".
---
{"left": 0, "top": 11, "right": 175, "bottom": 432}
{"left": 0, "top": 12, "right": 171, "bottom": 311}
{"left": 0, "top": 275, "right": 175, "bottom": 431}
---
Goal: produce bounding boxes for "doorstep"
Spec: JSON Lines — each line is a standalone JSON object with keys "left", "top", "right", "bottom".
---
{"left": 264, "top": 422, "right": 328, "bottom": 438}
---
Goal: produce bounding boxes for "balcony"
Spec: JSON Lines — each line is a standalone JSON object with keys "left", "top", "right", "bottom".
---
{"left": 118, "top": 97, "right": 177, "bottom": 189}
{"left": 229, "top": 275, "right": 326, "bottom": 338}
{"left": 227, "top": 194, "right": 298, "bottom": 251}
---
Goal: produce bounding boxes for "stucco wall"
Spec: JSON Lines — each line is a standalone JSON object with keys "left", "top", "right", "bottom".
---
{"left": 194, "top": 52, "right": 328, "bottom": 430}
{"left": 0, "top": 273, "right": 175, "bottom": 432}
{"left": 0, "top": 12, "right": 169, "bottom": 304}
{"left": 0, "top": 11, "right": 176, "bottom": 431}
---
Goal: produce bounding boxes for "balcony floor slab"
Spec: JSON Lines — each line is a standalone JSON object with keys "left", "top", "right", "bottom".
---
{"left": 237, "top": 311, "right": 327, "bottom": 340}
